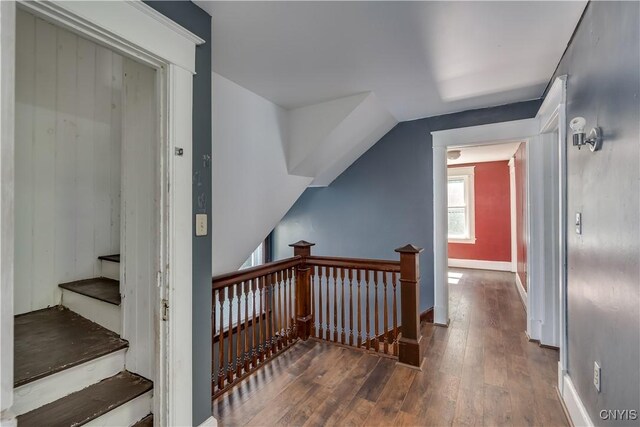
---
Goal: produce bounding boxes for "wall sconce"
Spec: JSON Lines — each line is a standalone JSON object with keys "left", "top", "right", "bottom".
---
{"left": 569, "top": 117, "right": 602, "bottom": 152}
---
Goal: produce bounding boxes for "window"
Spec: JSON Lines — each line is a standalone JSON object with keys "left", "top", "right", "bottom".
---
{"left": 240, "top": 242, "right": 265, "bottom": 269}
{"left": 215, "top": 242, "right": 266, "bottom": 335}
{"left": 447, "top": 166, "right": 475, "bottom": 243}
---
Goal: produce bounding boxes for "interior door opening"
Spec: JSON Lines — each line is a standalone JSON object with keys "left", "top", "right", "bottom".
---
{"left": 12, "top": 7, "right": 160, "bottom": 422}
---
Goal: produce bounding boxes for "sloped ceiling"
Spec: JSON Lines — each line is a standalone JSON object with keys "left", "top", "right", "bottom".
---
{"left": 196, "top": 1, "right": 586, "bottom": 121}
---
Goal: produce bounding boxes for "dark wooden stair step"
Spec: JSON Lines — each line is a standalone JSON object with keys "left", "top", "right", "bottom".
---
{"left": 17, "top": 371, "right": 152, "bottom": 427}
{"left": 98, "top": 254, "right": 120, "bottom": 263}
{"left": 133, "top": 414, "right": 154, "bottom": 427}
{"left": 59, "top": 277, "right": 121, "bottom": 306}
{"left": 14, "top": 306, "right": 128, "bottom": 387}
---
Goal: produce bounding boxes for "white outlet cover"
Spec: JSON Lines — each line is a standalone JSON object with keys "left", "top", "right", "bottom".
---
{"left": 195, "top": 214, "right": 208, "bottom": 237}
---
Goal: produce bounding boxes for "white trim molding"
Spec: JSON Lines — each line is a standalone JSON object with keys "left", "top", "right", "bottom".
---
{"left": 0, "top": 1, "right": 16, "bottom": 425}
{"left": 515, "top": 272, "right": 527, "bottom": 307}
{"left": 20, "top": 0, "right": 203, "bottom": 73}
{"left": 432, "top": 118, "right": 537, "bottom": 326}
{"left": 541, "top": 76, "right": 569, "bottom": 376}
{"left": 559, "top": 372, "right": 594, "bottom": 427}
{"left": 509, "top": 155, "right": 518, "bottom": 273}
{"left": 448, "top": 258, "right": 511, "bottom": 272}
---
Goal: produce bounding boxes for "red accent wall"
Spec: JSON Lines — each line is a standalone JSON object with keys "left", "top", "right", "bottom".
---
{"left": 514, "top": 143, "right": 528, "bottom": 289}
{"left": 448, "top": 160, "right": 511, "bottom": 262}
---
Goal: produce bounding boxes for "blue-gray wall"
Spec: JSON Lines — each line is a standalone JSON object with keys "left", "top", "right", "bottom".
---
{"left": 143, "top": 2, "right": 212, "bottom": 424}
{"left": 550, "top": 2, "right": 639, "bottom": 425}
{"left": 273, "top": 100, "right": 541, "bottom": 312}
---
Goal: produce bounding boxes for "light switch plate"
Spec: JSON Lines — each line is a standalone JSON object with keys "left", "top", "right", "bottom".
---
{"left": 195, "top": 214, "right": 207, "bottom": 236}
{"left": 575, "top": 212, "right": 582, "bottom": 234}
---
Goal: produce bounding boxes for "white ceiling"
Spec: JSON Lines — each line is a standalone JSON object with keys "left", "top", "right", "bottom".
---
{"left": 447, "top": 142, "right": 522, "bottom": 166}
{"left": 195, "top": 1, "right": 586, "bottom": 121}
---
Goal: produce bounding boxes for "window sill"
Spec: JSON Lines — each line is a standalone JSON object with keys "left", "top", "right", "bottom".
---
{"left": 448, "top": 238, "right": 476, "bottom": 244}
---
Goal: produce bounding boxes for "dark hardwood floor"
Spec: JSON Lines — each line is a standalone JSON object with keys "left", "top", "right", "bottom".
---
{"left": 213, "top": 268, "right": 567, "bottom": 426}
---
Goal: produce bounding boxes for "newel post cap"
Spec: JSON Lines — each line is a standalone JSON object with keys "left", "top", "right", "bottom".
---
{"left": 394, "top": 244, "right": 424, "bottom": 254}
{"left": 289, "top": 240, "right": 316, "bottom": 248}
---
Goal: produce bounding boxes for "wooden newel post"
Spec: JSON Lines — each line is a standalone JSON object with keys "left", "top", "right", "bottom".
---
{"left": 290, "top": 240, "right": 315, "bottom": 340}
{"left": 395, "top": 244, "right": 425, "bottom": 369}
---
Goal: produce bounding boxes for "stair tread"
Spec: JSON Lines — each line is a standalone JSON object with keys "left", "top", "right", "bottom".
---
{"left": 133, "top": 414, "right": 154, "bottom": 427}
{"left": 59, "top": 277, "right": 121, "bottom": 305}
{"left": 14, "top": 306, "right": 128, "bottom": 387}
{"left": 17, "top": 371, "right": 152, "bottom": 427}
{"left": 98, "top": 254, "right": 120, "bottom": 263}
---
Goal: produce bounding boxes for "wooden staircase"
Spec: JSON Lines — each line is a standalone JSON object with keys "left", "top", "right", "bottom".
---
{"left": 13, "top": 254, "right": 153, "bottom": 426}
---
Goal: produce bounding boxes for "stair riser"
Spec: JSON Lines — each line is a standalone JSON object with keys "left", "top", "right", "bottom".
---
{"left": 13, "top": 349, "right": 126, "bottom": 415}
{"left": 61, "top": 289, "right": 121, "bottom": 334}
{"left": 84, "top": 390, "right": 152, "bottom": 427}
{"left": 101, "top": 260, "right": 120, "bottom": 281}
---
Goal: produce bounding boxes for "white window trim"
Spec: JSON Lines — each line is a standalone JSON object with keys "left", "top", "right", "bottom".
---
{"left": 447, "top": 166, "right": 476, "bottom": 244}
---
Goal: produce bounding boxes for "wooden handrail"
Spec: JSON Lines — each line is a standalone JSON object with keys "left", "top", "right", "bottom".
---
{"left": 306, "top": 255, "right": 400, "bottom": 273}
{"left": 212, "top": 256, "right": 301, "bottom": 290}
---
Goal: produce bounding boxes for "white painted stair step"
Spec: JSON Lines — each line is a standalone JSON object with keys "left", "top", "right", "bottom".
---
{"left": 12, "top": 348, "right": 127, "bottom": 416}
{"left": 61, "top": 288, "right": 122, "bottom": 334}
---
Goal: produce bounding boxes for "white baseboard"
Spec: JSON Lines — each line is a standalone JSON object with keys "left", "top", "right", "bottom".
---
{"left": 559, "top": 372, "right": 594, "bottom": 427}
{"left": 448, "top": 258, "right": 512, "bottom": 272}
{"left": 199, "top": 415, "right": 218, "bottom": 427}
{"left": 515, "top": 273, "right": 527, "bottom": 307}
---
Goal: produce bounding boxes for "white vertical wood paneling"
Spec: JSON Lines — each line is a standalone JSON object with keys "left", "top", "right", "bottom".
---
{"left": 54, "top": 27, "right": 78, "bottom": 291}
{"left": 14, "top": 10, "right": 35, "bottom": 314}
{"left": 93, "top": 46, "right": 113, "bottom": 266}
{"left": 110, "top": 55, "right": 123, "bottom": 252}
{"left": 121, "top": 58, "right": 157, "bottom": 380}
{"left": 75, "top": 38, "right": 97, "bottom": 281}
{"left": 14, "top": 11, "right": 123, "bottom": 314}
{"left": 32, "top": 18, "right": 57, "bottom": 313}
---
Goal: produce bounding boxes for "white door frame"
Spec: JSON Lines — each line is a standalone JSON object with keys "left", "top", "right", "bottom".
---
{"left": 536, "top": 76, "right": 569, "bottom": 382}
{"left": 432, "top": 118, "right": 538, "bottom": 326}
{"left": 432, "top": 77, "right": 566, "bottom": 350}
{"left": 0, "top": 1, "right": 17, "bottom": 424}
{"left": 0, "top": 2, "right": 203, "bottom": 425}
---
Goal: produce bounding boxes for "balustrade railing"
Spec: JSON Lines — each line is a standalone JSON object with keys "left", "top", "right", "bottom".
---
{"left": 212, "top": 240, "right": 425, "bottom": 399}
{"left": 212, "top": 257, "right": 300, "bottom": 399}
{"left": 306, "top": 256, "right": 401, "bottom": 356}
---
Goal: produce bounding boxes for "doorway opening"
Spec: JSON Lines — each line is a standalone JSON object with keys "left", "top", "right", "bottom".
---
{"left": 444, "top": 141, "right": 529, "bottom": 330}
{"left": 12, "top": 7, "right": 159, "bottom": 424}
{"left": 431, "top": 80, "right": 566, "bottom": 357}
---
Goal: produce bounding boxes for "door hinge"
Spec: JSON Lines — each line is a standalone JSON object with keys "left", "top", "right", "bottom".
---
{"left": 162, "top": 299, "right": 169, "bottom": 321}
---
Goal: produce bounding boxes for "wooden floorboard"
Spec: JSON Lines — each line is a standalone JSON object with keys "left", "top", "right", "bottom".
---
{"left": 14, "top": 306, "right": 128, "bottom": 387}
{"left": 213, "top": 268, "right": 567, "bottom": 427}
